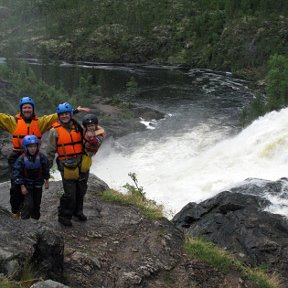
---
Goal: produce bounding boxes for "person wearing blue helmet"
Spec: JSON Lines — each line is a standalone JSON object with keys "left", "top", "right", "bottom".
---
{"left": 47, "top": 102, "right": 93, "bottom": 226}
{"left": 0, "top": 96, "right": 91, "bottom": 218}
{"left": 12, "top": 135, "right": 50, "bottom": 220}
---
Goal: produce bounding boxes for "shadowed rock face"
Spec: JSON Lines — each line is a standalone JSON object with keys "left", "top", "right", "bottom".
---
{"left": 173, "top": 179, "right": 288, "bottom": 282}
{"left": 0, "top": 131, "right": 11, "bottom": 181}
{"left": 0, "top": 207, "right": 64, "bottom": 281}
{"left": 0, "top": 175, "right": 259, "bottom": 288}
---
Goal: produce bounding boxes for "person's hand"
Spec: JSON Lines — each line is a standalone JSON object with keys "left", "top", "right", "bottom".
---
{"left": 21, "top": 185, "right": 28, "bottom": 195}
{"left": 44, "top": 179, "right": 49, "bottom": 189}
{"left": 77, "top": 106, "right": 91, "bottom": 113}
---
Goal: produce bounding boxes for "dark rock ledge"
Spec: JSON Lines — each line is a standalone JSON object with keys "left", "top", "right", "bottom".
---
{"left": 173, "top": 177, "right": 288, "bottom": 285}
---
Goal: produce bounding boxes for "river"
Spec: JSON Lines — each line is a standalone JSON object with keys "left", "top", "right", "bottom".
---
{"left": 11, "top": 60, "right": 288, "bottom": 217}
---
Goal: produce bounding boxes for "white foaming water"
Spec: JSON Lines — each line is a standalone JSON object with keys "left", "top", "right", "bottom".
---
{"left": 91, "top": 108, "right": 288, "bottom": 217}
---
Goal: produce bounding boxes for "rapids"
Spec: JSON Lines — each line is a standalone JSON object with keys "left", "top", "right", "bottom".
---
{"left": 91, "top": 107, "right": 288, "bottom": 217}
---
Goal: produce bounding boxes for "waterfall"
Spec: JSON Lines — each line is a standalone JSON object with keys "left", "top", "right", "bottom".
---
{"left": 92, "top": 107, "right": 288, "bottom": 217}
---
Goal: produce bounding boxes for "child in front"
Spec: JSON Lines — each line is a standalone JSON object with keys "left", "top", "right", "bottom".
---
{"left": 12, "top": 135, "right": 49, "bottom": 220}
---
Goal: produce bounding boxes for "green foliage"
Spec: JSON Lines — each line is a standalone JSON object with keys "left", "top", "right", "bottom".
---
{"left": 101, "top": 173, "right": 163, "bottom": 219}
{"left": 240, "top": 94, "right": 266, "bottom": 126}
{"left": 241, "top": 54, "right": 288, "bottom": 125}
{"left": 1, "top": 0, "right": 288, "bottom": 75}
{"left": 184, "top": 237, "right": 281, "bottom": 288}
{"left": 125, "top": 77, "right": 139, "bottom": 99}
{"left": 1, "top": 0, "right": 288, "bottom": 129}
{"left": 265, "top": 54, "right": 288, "bottom": 111}
{"left": 0, "top": 61, "right": 100, "bottom": 115}
{"left": 0, "top": 260, "right": 38, "bottom": 288}
{"left": 123, "top": 172, "right": 145, "bottom": 200}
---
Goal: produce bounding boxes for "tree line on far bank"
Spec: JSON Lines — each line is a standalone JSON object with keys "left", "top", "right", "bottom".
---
{"left": 0, "top": 0, "right": 288, "bottom": 124}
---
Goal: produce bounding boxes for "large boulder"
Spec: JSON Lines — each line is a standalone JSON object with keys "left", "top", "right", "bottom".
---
{"left": 0, "top": 207, "right": 64, "bottom": 281}
{"left": 173, "top": 178, "right": 288, "bottom": 280}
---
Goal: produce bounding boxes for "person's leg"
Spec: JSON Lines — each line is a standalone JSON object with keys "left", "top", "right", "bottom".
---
{"left": 10, "top": 182, "right": 23, "bottom": 214}
{"left": 74, "top": 172, "right": 89, "bottom": 221}
{"left": 58, "top": 174, "right": 77, "bottom": 226}
{"left": 21, "top": 189, "right": 33, "bottom": 219}
{"left": 8, "top": 152, "right": 23, "bottom": 215}
{"left": 31, "top": 186, "right": 42, "bottom": 220}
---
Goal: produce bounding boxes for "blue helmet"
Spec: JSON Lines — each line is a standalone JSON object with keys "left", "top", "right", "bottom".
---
{"left": 56, "top": 102, "right": 73, "bottom": 116}
{"left": 22, "top": 135, "right": 39, "bottom": 152}
{"left": 19, "top": 96, "right": 35, "bottom": 110}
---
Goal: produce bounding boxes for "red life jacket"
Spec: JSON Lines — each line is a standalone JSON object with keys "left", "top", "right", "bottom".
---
{"left": 53, "top": 122, "right": 83, "bottom": 161}
{"left": 12, "top": 114, "right": 42, "bottom": 152}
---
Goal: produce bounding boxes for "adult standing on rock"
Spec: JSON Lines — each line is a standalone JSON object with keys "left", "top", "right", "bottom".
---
{"left": 0, "top": 96, "right": 89, "bottom": 218}
{"left": 47, "top": 102, "right": 96, "bottom": 227}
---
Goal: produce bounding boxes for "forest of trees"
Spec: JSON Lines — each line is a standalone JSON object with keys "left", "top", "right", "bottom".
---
{"left": 1, "top": 0, "right": 287, "bottom": 69}
{"left": 0, "top": 0, "right": 288, "bottom": 122}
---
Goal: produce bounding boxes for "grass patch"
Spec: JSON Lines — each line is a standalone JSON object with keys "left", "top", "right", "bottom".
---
{"left": 184, "top": 237, "right": 282, "bottom": 288}
{"left": 0, "top": 276, "right": 38, "bottom": 288}
{"left": 0, "top": 260, "right": 40, "bottom": 288}
{"left": 100, "top": 172, "right": 163, "bottom": 219}
{"left": 100, "top": 189, "right": 163, "bottom": 220}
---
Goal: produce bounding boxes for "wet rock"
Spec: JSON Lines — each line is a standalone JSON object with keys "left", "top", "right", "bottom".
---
{"left": 31, "top": 279, "right": 70, "bottom": 288}
{"left": 173, "top": 181, "right": 288, "bottom": 281}
{"left": 0, "top": 207, "right": 64, "bottom": 281}
{"left": 32, "top": 228, "right": 64, "bottom": 281}
{"left": 0, "top": 131, "right": 11, "bottom": 181}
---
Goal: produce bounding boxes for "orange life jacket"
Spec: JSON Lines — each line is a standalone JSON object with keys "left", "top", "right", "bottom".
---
{"left": 12, "top": 114, "right": 42, "bottom": 152}
{"left": 53, "top": 122, "right": 83, "bottom": 161}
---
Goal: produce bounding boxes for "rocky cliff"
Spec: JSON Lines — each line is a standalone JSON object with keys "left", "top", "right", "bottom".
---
{"left": 1, "top": 175, "right": 281, "bottom": 288}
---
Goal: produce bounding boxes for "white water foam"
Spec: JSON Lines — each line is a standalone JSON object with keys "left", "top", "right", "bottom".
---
{"left": 91, "top": 108, "right": 288, "bottom": 217}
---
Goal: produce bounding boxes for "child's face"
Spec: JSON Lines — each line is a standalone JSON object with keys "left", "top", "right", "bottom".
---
{"left": 86, "top": 123, "right": 97, "bottom": 132}
{"left": 27, "top": 144, "right": 38, "bottom": 155}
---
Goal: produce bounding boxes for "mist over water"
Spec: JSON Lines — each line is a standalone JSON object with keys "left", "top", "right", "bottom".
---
{"left": 92, "top": 108, "right": 288, "bottom": 217}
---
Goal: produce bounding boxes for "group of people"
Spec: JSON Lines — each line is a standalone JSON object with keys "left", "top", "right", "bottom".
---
{"left": 0, "top": 96, "right": 104, "bottom": 226}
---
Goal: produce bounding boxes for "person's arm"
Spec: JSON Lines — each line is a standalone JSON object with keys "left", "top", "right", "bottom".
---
{"left": 44, "top": 179, "right": 49, "bottom": 189}
{"left": 41, "top": 153, "right": 50, "bottom": 180}
{"left": 38, "top": 106, "right": 91, "bottom": 133}
{"left": 41, "top": 154, "right": 50, "bottom": 189}
{"left": 87, "top": 131, "right": 103, "bottom": 152}
{"left": 46, "top": 128, "right": 58, "bottom": 168}
{"left": 38, "top": 113, "right": 58, "bottom": 134}
{"left": 12, "top": 156, "right": 25, "bottom": 186}
{"left": 95, "top": 125, "right": 105, "bottom": 137}
{"left": 95, "top": 126, "right": 105, "bottom": 147}
{"left": 73, "top": 106, "right": 91, "bottom": 114}
{"left": 0, "top": 113, "right": 17, "bottom": 133}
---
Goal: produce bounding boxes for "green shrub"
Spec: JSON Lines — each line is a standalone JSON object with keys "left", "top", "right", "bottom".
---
{"left": 0, "top": 61, "right": 100, "bottom": 115}
{"left": 101, "top": 173, "right": 163, "bottom": 219}
{"left": 265, "top": 54, "right": 288, "bottom": 111}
